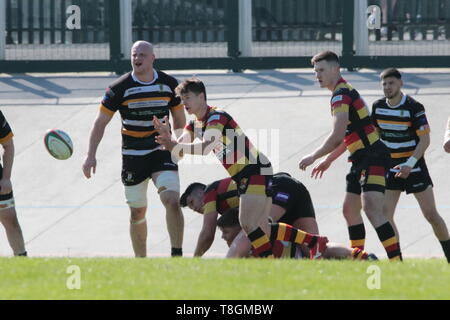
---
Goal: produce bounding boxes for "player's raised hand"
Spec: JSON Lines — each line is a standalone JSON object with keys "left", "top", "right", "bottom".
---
{"left": 311, "top": 159, "right": 331, "bottom": 179}
{"left": 299, "top": 155, "right": 315, "bottom": 171}
{"left": 154, "top": 116, "right": 177, "bottom": 151}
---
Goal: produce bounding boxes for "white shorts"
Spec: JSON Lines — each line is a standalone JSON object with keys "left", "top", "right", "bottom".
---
{"left": 124, "top": 171, "right": 180, "bottom": 208}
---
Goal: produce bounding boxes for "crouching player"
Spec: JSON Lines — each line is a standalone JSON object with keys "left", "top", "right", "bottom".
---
{"left": 181, "top": 172, "right": 325, "bottom": 258}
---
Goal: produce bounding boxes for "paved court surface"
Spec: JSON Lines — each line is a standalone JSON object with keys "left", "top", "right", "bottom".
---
{"left": 0, "top": 67, "right": 449, "bottom": 259}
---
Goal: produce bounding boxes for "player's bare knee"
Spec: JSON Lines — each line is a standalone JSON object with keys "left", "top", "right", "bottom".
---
{"left": 130, "top": 207, "right": 146, "bottom": 222}
{"left": 160, "top": 191, "right": 181, "bottom": 210}
{"left": 423, "top": 209, "right": 441, "bottom": 225}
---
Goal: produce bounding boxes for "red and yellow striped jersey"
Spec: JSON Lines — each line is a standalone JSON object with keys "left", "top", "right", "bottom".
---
{"left": 331, "top": 78, "right": 381, "bottom": 158}
{"left": 185, "top": 106, "right": 268, "bottom": 179}
{"left": 203, "top": 177, "right": 239, "bottom": 215}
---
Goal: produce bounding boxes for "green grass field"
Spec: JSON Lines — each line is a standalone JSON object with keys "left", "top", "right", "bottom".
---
{"left": 0, "top": 258, "right": 448, "bottom": 300}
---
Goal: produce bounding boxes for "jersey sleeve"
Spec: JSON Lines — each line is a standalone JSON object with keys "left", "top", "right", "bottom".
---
{"left": 167, "top": 76, "right": 183, "bottom": 111}
{"left": 330, "top": 91, "right": 352, "bottom": 116}
{"left": 203, "top": 182, "right": 219, "bottom": 215}
{"left": 205, "top": 112, "right": 228, "bottom": 132}
{"left": 370, "top": 102, "right": 381, "bottom": 129}
{"left": 412, "top": 103, "right": 430, "bottom": 136}
{"left": 100, "top": 87, "right": 122, "bottom": 116}
{"left": 0, "top": 111, "right": 13, "bottom": 144}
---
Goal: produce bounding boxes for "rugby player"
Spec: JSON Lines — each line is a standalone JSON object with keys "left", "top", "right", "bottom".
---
{"left": 82, "top": 41, "right": 186, "bottom": 258}
{"left": 371, "top": 68, "right": 450, "bottom": 263}
{"left": 217, "top": 208, "right": 377, "bottom": 260}
{"left": 154, "top": 78, "right": 328, "bottom": 258}
{"left": 180, "top": 172, "right": 323, "bottom": 258}
{"left": 0, "top": 110, "right": 27, "bottom": 257}
{"left": 299, "top": 51, "right": 402, "bottom": 261}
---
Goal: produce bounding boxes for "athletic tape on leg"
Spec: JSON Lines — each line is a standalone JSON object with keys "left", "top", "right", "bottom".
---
{"left": 0, "top": 199, "right": 15, "bottom": 211}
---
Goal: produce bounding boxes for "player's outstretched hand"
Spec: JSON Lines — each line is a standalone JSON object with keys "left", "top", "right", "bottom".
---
{"left": 299, "top": 155, "right": 315, "bottom": 171}
{"left": 82, "top": 156, "right": 96, "bottom": 179}
{"left": 311, "top": 159, "right": 331, "bottom": 179}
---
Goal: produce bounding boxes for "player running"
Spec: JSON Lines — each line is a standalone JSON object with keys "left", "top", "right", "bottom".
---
{"left": 299, "top": 51, "right": 402, "bottom": 261}
{"left": 154, "top": 77, "right": 328, "bottom": 258}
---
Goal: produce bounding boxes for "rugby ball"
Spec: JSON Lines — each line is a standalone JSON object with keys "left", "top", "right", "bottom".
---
{"left": 44, "top": 129, "right": 73, "bottom": 160}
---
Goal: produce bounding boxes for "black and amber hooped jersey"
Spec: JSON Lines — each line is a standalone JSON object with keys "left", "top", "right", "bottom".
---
{"left": 100, "top": 70, "right": 182, "bottom": 156}
{"left": 0, "top": 111, "right": 13, "bottom": 145}
{"left": 202, "top": 177, "right": 239, "bottom": 215}
{"left": 331, "top": 78, "right": 381, "bottom": 158}
{"left": 372, "top": 94, "right": 430, "bottom": 163}
{"left": 185, "top": 106, "right": 266, "bottom": 179}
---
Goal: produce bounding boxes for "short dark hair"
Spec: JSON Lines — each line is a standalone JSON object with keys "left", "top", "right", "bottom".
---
{"left": 175, "top": 77, "right": 207, "bottom": 100}
{"left": 217, "top": 208, "right": 240, "bottom": 228}
{"left": 380, "top": 68, "right": 402, "bottom": 80}
{"left": 180, "top": 182, "right": 206, "bottom": 207}
{"left": 311, "top": 50, "right": 340, "bottom": 66}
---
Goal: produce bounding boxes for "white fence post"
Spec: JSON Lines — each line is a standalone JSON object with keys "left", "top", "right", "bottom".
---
{"left": 354, "top": 0, "right": 369, "bottom": 55}
{"left": 238, "top": 0, "right": 252, "bottom": 57}
{"left": 0, "top": 0, "right": 6, "bottom": 60}
{"left": 120, "top": 0, "right": 132, "bottom": 59}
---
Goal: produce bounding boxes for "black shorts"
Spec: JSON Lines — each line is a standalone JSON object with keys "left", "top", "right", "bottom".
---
{"left": 0, "top": 165, "right": 13, "bottom": 201}
{"left": 387, "top": 158, "right": 433, "bottom": 194}
{"left": 121, "top": 150, "right": 178, "bottom": 186}
{"left": 232, "top": 162, "right": 273, "bottom": 197}
{"left": 270, "top": 174, "right": 316, "bottom": 224}
{"left": 346, "top": 147, "right": 391, "bottom": 195}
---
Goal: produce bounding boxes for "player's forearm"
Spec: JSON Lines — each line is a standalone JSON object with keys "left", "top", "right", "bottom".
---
{"left": 324, "top": 141, "right": 346, "bottom": 163}
{"left": 412, "top": 135, "right": 430, "bottom": 161}
{"left": 194, "top": 232, "right": 214, "bottom": 257}
{"left": 312, "top": 134, "right": 343, "bottom": 160}
{"left": 87, "top": 123, "right": 107, "bottom": 158}
{"left": 172, "top": 118, "right": 186, "bottom": 140}
{"left": 177, "top": 140, "right": 215, "bottom": 156}
{"left": 1, "top": 142, "right": 14, "bottom": 180}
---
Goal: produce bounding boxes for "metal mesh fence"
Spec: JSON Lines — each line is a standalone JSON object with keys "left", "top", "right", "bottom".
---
{"left": 366, "top": 0, "right": 450, "bottom": 56}
{"left": 251, "top": 0, "right": 343, "bottom": 57}
{"left": 132, "top": 0, "right": 228, "bottom": 58}
{"left": 5, "top": 0, "right": 109, "bottom": 60}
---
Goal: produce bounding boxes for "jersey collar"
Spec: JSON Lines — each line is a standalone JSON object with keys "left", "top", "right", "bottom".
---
{"left": 386, "top": 93, "right": 407, "bottom": 108}
{"left": 131, "top": 69, "right": 159, "bottom": 85}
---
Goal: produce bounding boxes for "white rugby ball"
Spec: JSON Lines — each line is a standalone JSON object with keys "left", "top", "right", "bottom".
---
{"left": 44, "top": 129, "right": 73, "bottom": 160}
